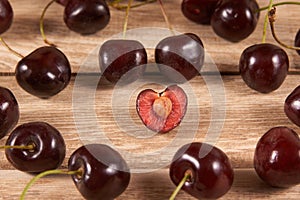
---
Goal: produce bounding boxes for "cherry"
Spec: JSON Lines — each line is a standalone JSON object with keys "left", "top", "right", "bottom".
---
{"left": 210, "top": 0, "right": 259, "bottom": 42}
{"left": 295, "top": 29, "right": 300, "bottom": 55}
{"left": 99, "top": 39, "right": 147, "bottom": 84}
{"left": 169, "top": 142, "right": 234, "bottom": 199}
{"left": 68, "top": 144, "right": 131, "bottom": 200}
{"left": 0, "top": 0, "right": 13, "bottom": 34}
{"left": 5, "top": 122, "right": 66, "bottom": 173}
{"left": 254, "top": 127, "right": 300, "bottom": 188}
{"left": 284, "top": 85, "right": 300, "bottom": 127}
{"left": 136, "top": 85, "right": 187, "bottom": 133}
{"left": 181, "top": 0, "right": 221, "bottom": 25}
{"left": 0, "top": 86, "right": 19, "bottom": 139}
{"left": 15, "top": 46, "right": 71, "bottom": 98}
{"left": 64, "top": 0, "right": 110, "bottom": 35}
{"left": 56, "top": 0, "right": 69, "bottom": 6}
{"left": 239, "top": 43, "right": 289, "bottom": 93}
{"left": 155, "top": 33, "right": 204, "bottom": 83}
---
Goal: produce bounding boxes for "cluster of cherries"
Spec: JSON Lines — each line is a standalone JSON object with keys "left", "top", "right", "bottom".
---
{"left": 0, "top": 0, "right": 299, "bottom": 199}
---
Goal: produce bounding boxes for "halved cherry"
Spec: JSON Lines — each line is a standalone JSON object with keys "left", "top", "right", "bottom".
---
{"left": 136, "top": 85, "right": 187, "bottom": 133}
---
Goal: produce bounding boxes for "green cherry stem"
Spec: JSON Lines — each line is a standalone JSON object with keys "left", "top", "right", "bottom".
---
{"left": 123, "top": 0, "right": 134, "bottom": 38}
{"left": 262, "top": 0, "right": 274, "bottom": 43}
{"left": 0, "top": 144, "right": 34, "bottom": 150}
{"left": 109, "top": 0, "right": 156, "bottom": 10}
{"left": 268, "top": 7, "right": 300, "bottom": 50}
{"left": 40, "top": 0, "right": 57, "bottom": 47}
{"left": 259, "top": 1, "right": 300, "bottom": 11}
{"left": 20, "top": 169, "right": 82, "bottom": 200}
{"left": 0, "top": 37, "right": 24, "bottom": 58}
{"left": 157, "top": 0, "right": 174, "bottom": 35}
{"left": 169, "top": 171, "right": 191, "bottom": 200}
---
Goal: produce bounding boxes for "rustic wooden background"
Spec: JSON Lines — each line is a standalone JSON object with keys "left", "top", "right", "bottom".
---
{"left": 0, "top": 0, "right": 299, "bottom": 199}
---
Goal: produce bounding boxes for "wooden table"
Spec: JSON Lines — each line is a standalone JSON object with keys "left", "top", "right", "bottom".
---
{"left": 0, "top": 0, "right": 299, "bottom": 199}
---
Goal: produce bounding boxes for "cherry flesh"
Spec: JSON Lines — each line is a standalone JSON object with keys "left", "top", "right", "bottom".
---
{"left": 15, "top": 46, "right": 71, "bottom": 98}
{"left": 136, "top": 85, "right": 187, "bottom": 133}
{"left": 239, "top": 43, "right": 289, "bottom": 93}
{"left": 155, "top": 33, "right": 204, "bottom": 83}
{"left": 295, "top": 29, "right": 300, "bottom": 55}
{"left": 210, "top": 0, "right": 259, "bottom": 42}
{"left": 0, "top": 0, "right": 13, "bottom": 34}
{"left": 5, "top": 122, "right": 66, "bottom": 173}
{"left": 64, "top": 0, "right": 110, "bottom": 35}
{"left": 284, "top": 85, "right": 300, "bottom": 127}
{"left": 68, "top": 144, "right": 130, "bottom": 200}
{"left": 0, "top": 86, "right": 19, "bottom": 139}
{"left": 99, "top": 39, "right": 147, "bottom": 84}
{"left": 181, "top": 0, "right": 220, "bottom": 25}
{"left": 170, "top": 142, "right": 234, "bottom": 199}
{"left": 254, "top": 127, "right": 300, "bottom": 188}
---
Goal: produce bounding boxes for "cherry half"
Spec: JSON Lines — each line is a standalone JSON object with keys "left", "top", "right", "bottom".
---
{"left": 0, "top": 86, "right": 19, "bottom": 139}
{"left": 64, "top": 0, "right": 110, "bottom": 35}
{"left": 295, "top": 29, "right": 300, "bottom": 55}
{"left": 99, "top": 39, "right": 147, "bottom": 84}
{"left": 155, "top": 33, "right": 204, "bottom": 83}
{"left": 136, "top": 85, "right": 187, "bottom": 133}
{"left": 169, "top": 142, "right": 234, "bottom": 199}
{"left": 210, "top": 0, "right": 259, "bottom": 42}
{"left": 254, "top": 127, "right": 300, "bottom": 188}
{"left": 15, "top": 46, "right": 71, "bottom": 98}
{"left": 284, "top": 85, "right": 300, "bottom": 127}
{"left": 0, "top": 0, "right": 13, "bottom": 34}
{"left": 5, "top": 122, "right": 66, "bottom": 173}
{"left": 239, "top": 43, "right": 289, "bottom": 93}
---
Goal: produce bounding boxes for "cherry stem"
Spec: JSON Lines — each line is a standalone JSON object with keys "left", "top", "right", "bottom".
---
{"left": 259, "top": 1, "right": 300, "bottom": 11}
{"left": 0, "top": 37, "right": 24, "bottom": 58}
{"left": 0, "top": 144, "right": 34, "bottom": 150}
{"left": 20, "top": 169, "right": 82, "bottom": 200}
{"left": 262, "top": 0, "right": 274, "bottom": 43}
{"left": 169, "top": 172, "right": 191, "bottom": 200}
{"left": 269, "top": 7, "right": 300, "bottom": 50}
{"left": 40, "top": 0, "right": 57, "bottom": 47}
{"left": 123, "top": 0, "right": 134, "bottom": 39}
{"left": 157, "top": 0, "right": 174, "bottom": 35}
{"left": 109, "top": 0, "right": 156, "bottom": 10}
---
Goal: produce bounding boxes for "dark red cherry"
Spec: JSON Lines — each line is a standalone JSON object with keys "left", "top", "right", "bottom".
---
{"left": 181, "top": 0, "right": 220, "bottom": 25}
{"left": 170, "top": 142, "right": 234, "bottom": 199}
{"left": 295, "top": 29, "right": 300, "bottom": 55}
{"left": 0, "top": 86, "right": 19, "bottom": 139}
{"left": 239, "top": 43, "right": 289, "bottom": 93}
{"left": 56, "top": 0, "right": 69, "bottom": 6}
{"left": 254, "top": 127, "right": 300, "bottom": 188}
{"left": 68, "top": 144, "right": 130, "bottom": 200}
{"left": 15, "top": 46, "right": 71, "bottom": 98}
{"left": 99, "top": 39, "right": 147, "bottom": 84}
{"left": 285, "top": 85, "right": 300, "bottom": 127}
{"left": 64, "top": 0, "right": 110, "bottom": 35}
{"left": 211, "top": 0, "right": 259, "bottom": 42}
{"left": 0, "top": 0, "right": 13, "bottom": 34}
{"left": 5, "top": 122, "right": 66, "bottom": 173}
{"left": 155, "top": 33, "right": 204, "bottom": 83}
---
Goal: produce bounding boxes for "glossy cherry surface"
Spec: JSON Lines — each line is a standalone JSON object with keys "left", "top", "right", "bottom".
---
{"left": 210, "top": 0, "right": 259, "bottom": 42}
{"left": 295, "top": 29, "right": 300, "bottom": 55}
{"left": 0, "top": 0, "right": 13, "bottom": 34}
{"left": 68, "top": 144, "right": 130, "bottom": 200}
{"left": 99, "top": 39, "right": 147, "bottom": 84}
{"left": 254, "top": 127, "right": 300, "bottom": 188}
{"left": 285, "top": 85, "right": 300, "bottom": 127}
{"left": 0, "top": 86, "right": 19, "bottom": 139}
{"left": 239, "top": 43, "right": 289, "bottom": 93}
{"left": 170, "top": 142, "right": 234, "bottom": 199}
{"left": 181, "top": 0, "right": 220, "bottom": 25}
{"left": 155, "top": 33, "right": 204, "bottom": 83}
{"left": 5, "top": 122, "right": 66, "bottom": 173}
{"left": 15, "top": 46, "right": 71, "bottom": 98}
{"left": 64, "top": 0, "right": 110, "bottom": 35}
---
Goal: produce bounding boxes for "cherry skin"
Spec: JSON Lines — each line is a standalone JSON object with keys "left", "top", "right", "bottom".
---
{"left": 210, "top": 0, "right": 259, "bottom": 42}
{"left": 68, "top": 144, "right": 130, "bottom": 200}
{"left": 56, "top": 0, "right": 69, "bottom": 6}
{"left": 64, "top": 0, "right": 110, "bottom": 35}
{"left": 0, "top": 86, "right": 19, "bottom": 139}
{"left": 181, "top": 0, "right": 220, "bottom": 25}
{"left": 15, "top": 46, "right": 71, "bottom": 98}
{"left": 170, "top": 142, "right": 234, "bottom": 199}
{"left": 0, "top": 0, "right": 13, "bottom": 34}
{"left": 254, "top": 127, "right": 300, "bottom": 187}
{"left": 284, "top": 85, "right": 300, "bottom": 127}
{"left": 99, "top": 39, "right": 147, "bottom": 84}
{"left": 5, "top": 122, "right": 66, "bottom": 173}
{"left": 155, "top": 33, "right": 204, "bottom": 83}
{"left": 239, "top": 43, "right": 289, "bottom": 93}
{"left": 295, "top": 29, "right": 300, "bottom": 55}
